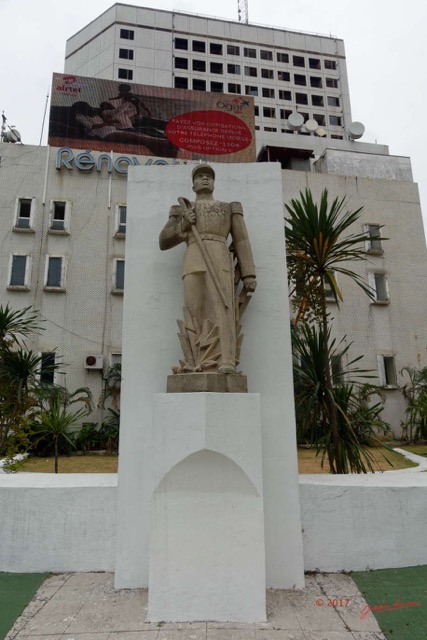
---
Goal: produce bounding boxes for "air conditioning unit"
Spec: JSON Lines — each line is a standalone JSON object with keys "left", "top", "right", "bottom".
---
{"left": 84, "top": 354, "right": 104, "bottom": 370}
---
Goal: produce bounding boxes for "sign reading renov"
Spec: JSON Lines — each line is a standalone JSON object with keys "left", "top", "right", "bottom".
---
{"left": 48, "top": 73, "right": 255, "bottom": 162}
{"left": 55, "top": 147, "right": 180, "bottom": 175}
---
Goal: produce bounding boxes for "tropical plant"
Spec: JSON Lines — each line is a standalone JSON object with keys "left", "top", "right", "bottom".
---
{"left": 100, "top": 408, "right": 120, "bottom": 453}
{"left": 401, "top": 366, "right": 427, "bottom": 441}
{"left": 100, "top": 363, "right": 121, "bottom": 409}
{"left": 286, "top": 189, "right": 381, "bottom": 473}
{"left": 73, "top": 422, "right": 103, "bottom": 452}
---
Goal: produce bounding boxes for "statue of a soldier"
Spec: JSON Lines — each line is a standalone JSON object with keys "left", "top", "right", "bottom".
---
{"left": 159, "top": 164, "right": 256, "bottom": 376}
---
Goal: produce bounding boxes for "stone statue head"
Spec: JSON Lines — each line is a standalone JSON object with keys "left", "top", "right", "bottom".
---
{"left": 192, "top": 164, "right": 215, "bottom": 195}
{"left": 192, "top": 164, "right": 215, "bottom": 182}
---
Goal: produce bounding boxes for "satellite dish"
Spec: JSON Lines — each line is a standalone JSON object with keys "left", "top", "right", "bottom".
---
{"left": 3, "top": 128, "right": 21, "bottom": 143}
{"left": 316, "top": 127, "right": 326, "bottom": 137}
{"left": 305, "top": 118, "right": 318, "bottom": 133}
{"left": 348, "top": 121, "right": 365, "bottom": 140}
{"left": 287, "top": 112, "right": 304, "bottom": 131}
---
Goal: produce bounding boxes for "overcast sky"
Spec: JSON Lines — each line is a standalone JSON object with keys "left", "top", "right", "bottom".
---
{"left": 2, "top": 0, "right": 427, "bottom": 224}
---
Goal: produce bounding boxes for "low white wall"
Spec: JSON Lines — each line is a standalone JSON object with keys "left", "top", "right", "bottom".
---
{"left": 1, "top": 471, "right": 427, "bottom": 574}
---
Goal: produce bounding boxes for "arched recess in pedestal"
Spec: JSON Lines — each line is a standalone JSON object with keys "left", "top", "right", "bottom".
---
{"left": 148, "top": 448, "right": 266, "bottom": 622}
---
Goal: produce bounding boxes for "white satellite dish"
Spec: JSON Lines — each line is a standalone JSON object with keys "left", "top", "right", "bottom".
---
{"left": 305, "top": 118, "right": 318, "bottom": 133}
{"left": 348, "top": 121, "right": 365, "bottom": 140}
{"left": 316, "top": 127, "right": 327, "bottom": 137}
{"left": 287, "top": 112, "right": 304, "bottom": 131}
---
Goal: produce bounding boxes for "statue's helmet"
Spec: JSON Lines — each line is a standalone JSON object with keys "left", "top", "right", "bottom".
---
{"left": 191, "top": 163, "right": 215, "bottom": 182}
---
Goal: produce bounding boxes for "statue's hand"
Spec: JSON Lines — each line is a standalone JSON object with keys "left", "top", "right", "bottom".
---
{"left": 182, "top": 207, "right": 196, "bottom": 231}
{"left": 243, "top": 276, "right": 257, "bottom": 292}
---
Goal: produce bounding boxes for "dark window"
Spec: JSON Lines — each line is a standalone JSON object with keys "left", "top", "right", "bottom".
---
{"left": 174, "top": 77, "right": 188, "bottom": 89}
{"left": 193, "top": 79, "right": 206, "bottom": 91}
{"left": 260, "top": 49, "right": 273, "bottom": 61}
{"left": 261, "top": 68, "right": 274, "bottom": 79}
{"left": 119, "top": 48, "right": 134, "bottom": 60}
{"left": 118, "top": 68, "right": 133, "bottom": 80}
{"left": 210, "top": 81, "right": 223, "bottom": 92}
{"left": 279, "top": 90, "right": 291, "bottom": 100}
{"left": 264, "top": 126, "right": 277, "bottom": 132}
{"left": 314, "top": 114, "right": 325, "bottom": 126}
{"left": 262, "top": 87, "right": 275, "bottom": 98}
{"left": 311, "top": 95, "right": 324, "bottom": 107}
{"left": 210, "top": 62, "right": 223, "bottom": 74}
{"left": 16, "top": 198, "right": 32, "bottom": 228}
{"left": 120, "top": 29, "right": 134, "bottom": 40}
{"left": 324, "top": 59, "right": 337, "bottom": 70}
{"left": 277, "top": 71, "right": 290, "bottom": 81}
{"left": 310, "top": 76, "right": 322, "bottom": 88}
{"left": 118, "top": 206, "right": 127, "bottom": 234}
{"left": 293, "top": 56, "right": 305, "bottom": 67}
{"left": 192, "top": 59, "right": 206, "bottom": 72}
{"left": 295, "top": 92, "right": 308, "bottom": 105}
{"left": 175, "top": 38, "right": 188, "bottom": 50}
{"left": 244, "top": 66, "right": 257, "bottom": 77}
{"left": 51, "top": 201, "right": 66, "bottom": 230}
{"left": 46, "top": 257, "right": 63, "bottom": 288}
{"left": 382, "top": 356, "right": 397, "bottom": 386}
{"left": 326, "top": 78, "right": 339, "bottom": 88}
{"left": 40, "top": 352, "right": 55, "bottom": 385}
{"left": 331, "top": 134, "right": 343, "bottom": 139}
{"left": 245, "top": 85, "right": 258, "bottom": 96}
{"left": 10, "top": 255, "right": 27, "bottom": 286}
{"left": 277, "top": 52, "right": 289, "bottom": 63}
{"left": 210, "top": 42, "right": 223, "bottom": 55}
{"left": 329, "top": 115, "right": 342, "bottom": 126}
{"left": 227, "top": 63, "right": 241, "bottom": 74}
{"left": 280, "top": 109, "right": 292, "bottom": 119}
{"left": 174, "top": 57, "right": 188, "bottom": 69}
{"left": 255, "top": 125, "right": 260, "bottom": 130}
{"left": 227, "top": 45, "right": 240, "bottom": 55}
{"left": 254, "top": 106, "right": 259, "bottom": 116}
{"left": 327, "top": 96, "right": 340, "bottom": 107}
{"left": 115, "top": 260, "right": 125, "bottom": 291}
{"left": 294, "top": 74, "right": 306, "bottom": 86}
{"left": 263, "top": 107, "right": 276, "bottom": 118}
{"left": 309, "top": 58, "right": 321, "bottom": 69}
{"left": 192, "top": 40, "right": 205, "bottom": 52}
{"left": 244, "top": 47, "right": 256, "bottom": 58}
{"left": 227, "top": 83, "right": 241, "bottom": 94}
{"left": 331, "top": 356, "right": 344, "bottom": 384}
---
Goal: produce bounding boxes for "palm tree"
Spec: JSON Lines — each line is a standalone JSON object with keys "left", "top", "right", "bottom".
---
{"left": 286, "top": 188, "right": 379, "bottom": 473}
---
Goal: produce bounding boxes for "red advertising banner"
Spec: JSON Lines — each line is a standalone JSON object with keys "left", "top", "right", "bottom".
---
{"left": 48, "top": 73, "right": 255, "bottom": 162}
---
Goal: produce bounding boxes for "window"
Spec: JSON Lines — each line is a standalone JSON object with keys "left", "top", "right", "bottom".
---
{"left": 314, "top": 114, "right": 325, "bottom": 126}
{"left": 310, "top": 76, "right": 322, "bottom": 88}
{"left": 227, "top": 83, "right": 241, "bottom": 94}
{"left": 369, "top": 272, "right": 389, "bottom": 303}
{"left": 119, "top": 48, "right": 134, "bottom": 60}
{"left": 263, "top": 107, "right": 276, "bottom": 118}
{"left": 378, "top": 356, "right": 397, "bottom": 387}
{"left": 174, "top": 77, "right": 188, "bottom": 89}
{"left": 227, "top": 63, "right": 241, "bottom": 74}
{"left": 210, "top": 81, "right": 223, "bottom": 92}
{"left": 174, "top": 57, "right": 188, "bottom": 69}
{"left": 192, "top": 59, "right": 206, "bottom": 72}
{"left": 264, "top": 126, "right": 277, "bottom": 132}
{"left": 277, "top": 71, "right": 290, "bottom": 81}
{"left": 245, "top": 85, "right": 258, "bottom": 96}
{"left": 175, "top": 38, "right": 188, "bottom": 50}
{"left": 45, "top": 256, "right": 65, "bottom": 290}
{"left": 262, "top": 88, "right": 275, "bottom": 98}
{"left": 9, "top": 255, "right": 30, "bottom": 288}
{"left": 326, "top": 78, "right": 339, "bottom": 88}
{"left": 15, "top": 198, "right": 33, "bottom": 229}
{"left": 114, "top": 259, "right": 125, "bottom": 292}
{"left": 260, "top": 50, "right": 273, "bottom": 61}
{"left": 210, "top": 43, "right": 222, "bottom": 55}
{"left": 40, "top": 352, "right": 56, "bottom": 385}
{"left": 327, "top": 96, "right": 340, "bottom": 107}
{"left": 118, "top": 68, "right": 133, "bottom": 80}
{"left": 294, "top": 74, "right": 306, "bottom": 86}
{"left": 324, "top": 273, "right": 336, "bottom": 301}
{"left": 50, "top": 201, "right": 68, "bottom": 231}
{"left": 192, "top": 40, "right": 205, "bottom": 52}
{"left": 293, "top": 56, "right": 305, "bottom": 67}
{"left": 120, "top": 29, "right": 134, "bottom": 40}
{"left": 365, "top": 224, "right": 383, "bottom": 253}
{"left": 331, "top": 134, "right": 343, "bottom": 140}
{"left": 111, "top": 353, "right": 122, "bottom": 366}
{"left": 227, "top": 45, "right": 240, "bottom": 55}
{"left": 324, "top": 60, "right": 337, "bottom": 70}
{"left": 261, "top": 69, "right": 274, "bottom": 79}
{"left": 254, "top": 106, "right": 259, "bottom": 116}
{"left": 309, "top": 58, "right": 321, "bottom": 69}
{"left": 244, "top": 66, "right": 257, "bottom": 77}
{"left": 329, "top": 115, "right": 342, "bottom": 126}
{"left": 210, "top": 62, "right": 223, "bottom": 74}
{"left": 116, "top": 205, "right": 127, "bottom": 235}
{"left": 279, "top": 90, "right": 291, "bottom": 100}
{"left": 331, "top": 356, "right": 344, "bottom": 385}
{"left": 193, "top": 79, "right": 206, "bottom": 91}
{"left": 244, "top": 47, "right": 256, "bottom": 58}
{"left": 311, "top": 95, "right": 324, "bottom": 107}
{"left": 295, "top": 92, "right": 308, "bottom": 105}
{"left": 280, "top": 109, "right": 292, "bottom": 120}
{"left": 277, "top": 52, "right": 289, "bottom": 63}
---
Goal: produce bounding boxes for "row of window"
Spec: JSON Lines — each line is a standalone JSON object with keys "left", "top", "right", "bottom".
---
{"left": 7, "top": 255, "right": 125, "bottom": 293}
{"left": 254, "top": 105, "right": 341, "bottom": 126}
{"left": 322, "top": 354, "right": 398, "bottom": 388}
{"left": 13, "top": 199, "right": 127, "bottom": 236}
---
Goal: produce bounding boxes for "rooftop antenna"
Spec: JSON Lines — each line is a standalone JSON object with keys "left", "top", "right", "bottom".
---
{"left": 1, "top": 111, "right": 21, "bottom": 143}
{"left": 237, "top": 0, "right": 249, "bottom": 24}
{"left": 39, "top": 89, "right": 50, "bottom": 146}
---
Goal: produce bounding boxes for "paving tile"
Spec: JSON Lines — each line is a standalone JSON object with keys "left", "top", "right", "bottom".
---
{"left": 61, "top": 634, "right": 110, "bottom": 640}
{"left": 255, "top": 630, "right": 307, "bottom": 639}
{"left": 20, "top": 599, "right": 88, "bottom": 636}
{"left": 208, "top": 622, "right": 270, "bottom": 630}
{"left": 335, "top": 596, "right": 383, "bottom": 632}
{"left": 155, "top": 623, "right": 206, "bottom": 630}
{"left": 108, "top": 633, "right": 159, "bottom": 640}
{"left": 291, "top": 594, "right": 345, "bottom": 632}
{"left": 7, "top": 636, "right": 62, "bottom": 640}
{"left": 265, "top": 591, "right": 301, "bottom": 630}
{"left": 65, "top": 573, "right": 114, "bottom": 588}
{"left": 41, "top": 574, "right": 72, "bottom": 589}
{"left": 302, "top": 632, "right": 355, "bottom": 640}
{"left": 65, "top": 592, "right": 149, "bottom": 633}
{"left": 157, "top": 629, "right": 206, "bottom": 639}
{"left": 313, "top": 574, "right": 362, "bottom": 598}
{"left": 207, "top": 630, "right": 257, "bottom": 639}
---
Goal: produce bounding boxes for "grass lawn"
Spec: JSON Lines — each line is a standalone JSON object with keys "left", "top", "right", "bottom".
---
{"left": 0, "top": 573, "right": 48, "bottom": 640}
{"left": 14, "top": 446, "right": 418, "bottom": 474}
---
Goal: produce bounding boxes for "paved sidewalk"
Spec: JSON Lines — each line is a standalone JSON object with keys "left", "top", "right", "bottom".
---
{"left": 5, "top": 572, "right": 386, "bottom": 640}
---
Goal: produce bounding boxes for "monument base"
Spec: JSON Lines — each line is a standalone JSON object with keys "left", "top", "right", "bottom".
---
{"left": 167, "top": 372, "right": 247, "bottom": 393}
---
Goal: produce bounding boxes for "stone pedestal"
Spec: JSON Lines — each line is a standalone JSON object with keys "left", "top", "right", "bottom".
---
{"left": 166, "top": 372, "right": 247, "bottom": 393}
{"left": 147, "top": 393, "right": 266, "bottom": 622}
